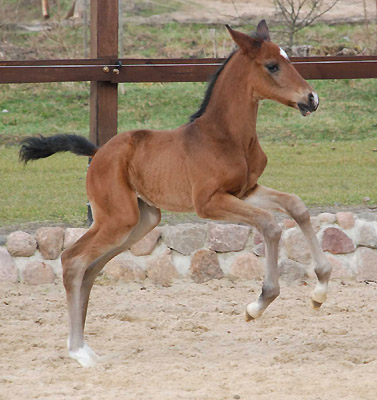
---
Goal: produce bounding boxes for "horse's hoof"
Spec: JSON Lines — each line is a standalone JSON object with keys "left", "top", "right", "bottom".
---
{"left": 69, "top": 343, "right": 100, "bottom": 367}
{"left": 245, "top": 303, "right": 262, "bottom": 321}
{"left": 311, "top": 299, "right": 323, "bottom": 310}
{"left": 245, "top": 311, "right": 255, "bottom": 322}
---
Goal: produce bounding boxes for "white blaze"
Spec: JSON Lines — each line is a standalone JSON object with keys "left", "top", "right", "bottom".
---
{"left": 279, "top": 47, "right": 289, "bottom": 60}
{"left": 312, "top": 92, "right": 319, "bottom": 107}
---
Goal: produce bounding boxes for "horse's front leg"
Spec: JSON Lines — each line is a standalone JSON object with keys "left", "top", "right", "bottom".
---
{"left": 195, "top": 192, "right": 282, "bottom": 320}
{"left": 244, "top": 185, "right": 332, "bottom": 310}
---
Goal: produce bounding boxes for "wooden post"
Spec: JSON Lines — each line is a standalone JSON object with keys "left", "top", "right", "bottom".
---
{"left": 89, "top": 0, "right": 118, "bottom": 147}
{"left": 88, "top": 0, "right": 118, "bottom": 222}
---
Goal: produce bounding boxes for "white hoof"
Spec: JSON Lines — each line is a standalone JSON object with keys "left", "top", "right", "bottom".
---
{"left": 69, "top": 343, "right": 101, "bottom": 367}
{"left": 312, "top": 283, "right": 327, "bottom": 304}
{"left": 246, "top": 302, "right": 263, "bottom": 321}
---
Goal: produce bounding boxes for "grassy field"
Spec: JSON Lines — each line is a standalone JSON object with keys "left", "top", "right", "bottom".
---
{"left": 1, "top": 79, "right": 376, "bottom": 142}
{"left": 0, "top": 78, "right": 376, "bottom": 227}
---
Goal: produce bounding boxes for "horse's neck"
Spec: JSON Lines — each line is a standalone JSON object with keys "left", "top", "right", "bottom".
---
{"left": 201, "top": 51, "right": 258, "bottom": 149}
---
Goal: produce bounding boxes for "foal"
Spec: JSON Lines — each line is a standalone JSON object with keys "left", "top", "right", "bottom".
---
{"left": 20, "top": 21, "right": 331, "bottom": 367}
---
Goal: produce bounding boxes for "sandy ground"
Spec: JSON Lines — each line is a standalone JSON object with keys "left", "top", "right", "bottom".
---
{"left": 1, "top": 277, "right": 377, "bottom": 400}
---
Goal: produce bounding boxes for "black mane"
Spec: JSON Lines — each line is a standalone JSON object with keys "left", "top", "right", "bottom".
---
{"left": 189, "top": 51, "right": 236, "bottom": 122}
{"left": 189, "top": 28, "right": 266, "bottom": 123}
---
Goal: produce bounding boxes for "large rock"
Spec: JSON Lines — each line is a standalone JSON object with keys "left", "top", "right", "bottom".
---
{"left": 6, "top": 231, "right": 37, "bottom": 257}
{"left": 318, "top": 213, "right": 336, "bottom": 225}
{"left": 292, "top": 45, "right": 312, "bottom": 57}
{"left": 283, "top": 228, "right": 311, "bottom": 264}
{"left": 321, "top": 227, "right": 355, "bottom": 254}
{"left": 147, "top": 251, "right": 179, "bottom": 287}
{"left": 0, "top": 247, "right": 18, "bottom": 283}
{"left": 278, "top": 259, "right": 308, "bottom": 284}
{"left": 207, "top": 223, "right": 249, "bottom": 252}
{"left": 356, "top": 247, "right": 377, "bottom": 281}
{"left": 357, "top": 222, "right": 377, "bottom": 249}
{"left": 21, "top": 261, "right": 55, "bottom": 285}
{"left": 105, "top": 255, "right": 146, "bottom": 282}
{"left": 230, "top": 253, "right": 263, "bottom": 280}
{"left": 336, "top": 212, "right": 355, "bottom": 230}
{"left": 190, "top": 249, "right": 224, "bottom": 283}
{"left": 63, "top": 228, "right": 87, "bottom": 249}
{"left": 162, "top": 223, "right": 207, "bottom": 255}
{"left": 35, "top": 227, "right": 64, "bottom": 260}
{"left": 130, "top": 227, "right": 161, "bottom": 256}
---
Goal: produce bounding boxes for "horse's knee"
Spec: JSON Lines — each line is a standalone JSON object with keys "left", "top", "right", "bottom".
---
{"left": 287, "top": 194, "right": 310, "bottom": 225}
{"left": 62, "top": 251, "right": 83, "bottom": 291}
{"left": 262, "top": 220, "right": 282, "bottom": 243}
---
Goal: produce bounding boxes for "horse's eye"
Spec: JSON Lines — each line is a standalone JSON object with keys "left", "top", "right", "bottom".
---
{"left": 266, "top": 63, "right": 279, "bottom": 73}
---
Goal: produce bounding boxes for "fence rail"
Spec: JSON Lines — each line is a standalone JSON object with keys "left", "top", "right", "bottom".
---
{"left": 0, "top": 56, "right": 376, "bottom": 84}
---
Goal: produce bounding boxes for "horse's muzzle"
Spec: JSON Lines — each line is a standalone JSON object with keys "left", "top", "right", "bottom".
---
{"left": 298, "top": 92, "right": 319, "bottom": 116}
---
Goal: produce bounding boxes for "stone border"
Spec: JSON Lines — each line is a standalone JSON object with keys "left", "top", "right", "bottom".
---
{"left": 1, "top": 212, "right": 376, "bottom": 286}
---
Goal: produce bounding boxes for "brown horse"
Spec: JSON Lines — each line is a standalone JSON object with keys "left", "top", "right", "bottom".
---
{"left": 20, "top": 20, "right": 331, "bottom": 367}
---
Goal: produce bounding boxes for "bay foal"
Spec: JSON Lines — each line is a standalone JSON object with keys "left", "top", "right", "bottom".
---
{"left": 20, "top": 21, "right": 331, "bottom": 367}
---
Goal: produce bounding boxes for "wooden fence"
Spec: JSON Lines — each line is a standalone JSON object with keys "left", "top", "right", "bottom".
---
{"left": 1, "top": 0, "right": 376, "bottom": 146}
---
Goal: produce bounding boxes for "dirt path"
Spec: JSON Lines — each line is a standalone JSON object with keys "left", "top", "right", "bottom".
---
{"left": 127, "top": 0, "right": 377, "bottom": 24}
{"left": 1, "top": 277, "right": 376, "bottom": 400}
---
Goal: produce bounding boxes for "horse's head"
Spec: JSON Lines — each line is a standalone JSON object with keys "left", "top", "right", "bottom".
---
{"left": 226, "top": 21, "right": 318, "bottom": 116}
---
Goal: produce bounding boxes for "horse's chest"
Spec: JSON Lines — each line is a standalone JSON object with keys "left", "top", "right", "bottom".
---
{"left": 233, "top": 150, "right": 268, "bottom": 197}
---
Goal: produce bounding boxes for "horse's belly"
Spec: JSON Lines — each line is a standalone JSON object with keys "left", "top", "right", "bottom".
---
{"left": 131, "top": 169, "right": 195, "bottom": 212}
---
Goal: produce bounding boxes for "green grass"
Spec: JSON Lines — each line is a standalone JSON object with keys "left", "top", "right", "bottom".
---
{"left": 1, "top": 79, "right": 376, "bottom": 142}
{"left": 260, "top": 140, "right": 377, "bottom": 206}
{"left": 0, "top": 83, "right": 90, "bottom": 138}
{"left": 0, "top": 149, "right": 88, "bottom": 226}
{"left": 257, "top": 79, "right": 377, "bottom": 142}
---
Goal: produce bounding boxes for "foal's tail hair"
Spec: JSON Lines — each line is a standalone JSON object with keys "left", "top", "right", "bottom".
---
{"left": 19, "top": 134, "right": 98, "bottom": 164}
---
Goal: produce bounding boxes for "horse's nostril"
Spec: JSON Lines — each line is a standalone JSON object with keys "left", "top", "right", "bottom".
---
{"left": 307, "top": 92, "right": 319, "bottom": 111}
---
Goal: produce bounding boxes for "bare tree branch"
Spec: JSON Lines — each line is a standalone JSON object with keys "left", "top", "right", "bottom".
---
{"left": 230, "top": 0, "right": 242, "bottom": 20}
{"left": 273, "top": 0, "right": 340, "bottom": 50}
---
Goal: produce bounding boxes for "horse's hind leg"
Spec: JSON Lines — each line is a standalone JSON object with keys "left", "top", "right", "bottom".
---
{"left": 62, "top": 221, "right": 138, "bottom": 367}
{"left": 79, "top": 199, "right": 161, "bottom": 334}
{"left": 63, "top": 198, "right": 160, "bottom": 367}
{"left": 244, "top": 185, "right": 332, "bottom": 310}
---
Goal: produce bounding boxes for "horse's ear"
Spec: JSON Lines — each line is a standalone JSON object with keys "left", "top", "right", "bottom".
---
{"left": 226, "top": 25, "right": 261, "bottom": 55}
{"left": 256, "top": 19, "right": 270, "bottom": 41}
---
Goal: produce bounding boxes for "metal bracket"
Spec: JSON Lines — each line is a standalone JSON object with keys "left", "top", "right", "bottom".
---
{"left": 113, "top": 60, "right": 122, "bottom": 75}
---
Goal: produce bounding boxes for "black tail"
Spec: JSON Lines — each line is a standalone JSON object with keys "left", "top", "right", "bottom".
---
{"left": 19, "top": 134, "right": 98, "bottom": 164}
